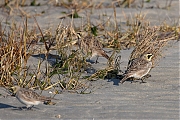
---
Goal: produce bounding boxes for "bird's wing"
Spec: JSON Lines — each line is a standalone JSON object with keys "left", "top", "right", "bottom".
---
{"left": 17, "top": 88, "right": 40, "bottom": 102}
{"left": 126, "top": 58, "right": 148, "bottom": 74}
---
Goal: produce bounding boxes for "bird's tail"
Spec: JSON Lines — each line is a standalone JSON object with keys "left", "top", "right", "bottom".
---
{"left": 92, "top": 48, "right": 110, "bottom": 60}
{"left": 101, "top": 52, "right": 110, "bottom": 60}
{"left": 120, "top": 75, "right": 129, "bottom": 84}
{"left": 97, "top": 49, "right": 110, "bottom": 60}
{"left": 40, "top": 96, "right": 59, "bottom": 102}
{"left": 42, "top": 97, "right": 59, "bottom": 105}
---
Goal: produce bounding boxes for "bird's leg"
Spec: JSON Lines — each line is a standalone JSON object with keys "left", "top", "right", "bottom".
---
{"left": 27, "top": 105, "right": 34, "bottom": 110}
{"left": 143, "top": 74, "right": 151, "bottom": 79}
{"left": 18, "top": 106, "right": 30, "bottom": 111}
{"left": 140, "top": 80, "right": 147, "bottom": 84}
{"left": 130, "top": 78, "right": 138, "bottom": 83}
{"left": 18, "top": 107, "right": 24, "bottom": 110}
{"left": 95, "top": 56, "right": 99, "bottom": 64}
{"left": 130, "top": 80, "right": 138, "bottom": 83}
{"left": 140, "top": 77, "right": 147, "bottom": 84}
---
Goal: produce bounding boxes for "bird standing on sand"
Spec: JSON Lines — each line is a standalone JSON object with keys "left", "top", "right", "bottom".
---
{"left": 78, "top": 34, "right": 109, "bottom": 63}
{"left": 11, "top": 86, "right": 57, "bottom": 109}
{"left": 120, "top": 53, "right": 153, "bottom": 84}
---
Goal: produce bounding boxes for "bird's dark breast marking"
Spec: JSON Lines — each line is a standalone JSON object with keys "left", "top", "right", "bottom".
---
{"left": 147, "top": 54, "right": 152, "bottom": 59}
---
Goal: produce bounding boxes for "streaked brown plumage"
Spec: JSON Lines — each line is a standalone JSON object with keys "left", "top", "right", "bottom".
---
{"left": 11, "top": 86, "right": 57, "bottom": 109}
{"left": 120, "top": 53, "right": 153, "bottom": 84}
{"left": 78, "top": 35, "right": 109, "bottom": 63}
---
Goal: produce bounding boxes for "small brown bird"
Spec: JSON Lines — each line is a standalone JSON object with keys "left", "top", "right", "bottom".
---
{"left": 11, "top": 86, "right": 57, "bottom": 109}
{"left": 78, "top": 34, "right": 109, "bottom": 63}
{"left": 120, "top": 53, "right": 153, "bottom": 84}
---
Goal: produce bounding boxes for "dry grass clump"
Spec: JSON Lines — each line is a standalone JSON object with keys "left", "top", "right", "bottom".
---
{"left": 35, "top": 20, "right": 92, "bottom": 92}
{"left": 0, "top": 0, "right": 179, "bottom": 93}
{"left": 129, "top": 26, "right": 178, "bottom": 67}
{"left": 99, "top": 12, "right": 179, "bottom": 77}
{"left": 2, "top": 0, "right": 174, "bottom": 19}
{"left": 1, "top": 0, "right": 110, "bottom": 18}
{"left": 0, "top": 17, "right": 179, "bottom": 93}
{"left": 0, "top": 18, "right": 91, "bottom": 93}
{"left": 0, "top": 20, "right": 35, "bottom": 86}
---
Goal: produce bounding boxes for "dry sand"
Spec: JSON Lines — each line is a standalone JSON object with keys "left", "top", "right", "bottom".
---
{"left": 0, "top": 0, "right": 179, "bottom": 119}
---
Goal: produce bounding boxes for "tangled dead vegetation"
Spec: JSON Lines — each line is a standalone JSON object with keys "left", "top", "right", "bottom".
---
{"left": 0, "top": 1, "right": 179, "bottom": 93}
{"left": 129, "top": 26, "right": 179, "bottom": 67}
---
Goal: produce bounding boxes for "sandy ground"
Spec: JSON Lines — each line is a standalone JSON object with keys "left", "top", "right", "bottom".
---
{"left": 0, "top": 42, "right": 179, "bottom": 119}
{"left": 0, "top": 0, "right": 179, "bottom": 119}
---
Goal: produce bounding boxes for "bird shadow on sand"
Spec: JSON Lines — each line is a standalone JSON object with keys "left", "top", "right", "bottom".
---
{"left": 31, "top": 53, "right": 61, "bottom": 66}
{"left": 107, "top": 74, "right": 152, "bottom": 85}
{"left": 102, "top": 69, "right": 124, "bottom": 85}
{"left": 0, "top": 103, "right": 38, "bottom": 111}
{"left": 0, "top": 103, "right": 40, "bottom": 111}
{"left": 106, "top": 75, "right": 124, "bottom": 86}
{"left": 0, "top": 103, "right": 17, "bottom": 109}
{"left": 107, "top": 78, "right": 120, "bottom": 85}
{"left": 11, "top": 106, "right": 40, "bottom": 111}
{"left": 106, "top": 75, "right": 142, "bottom": 85}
